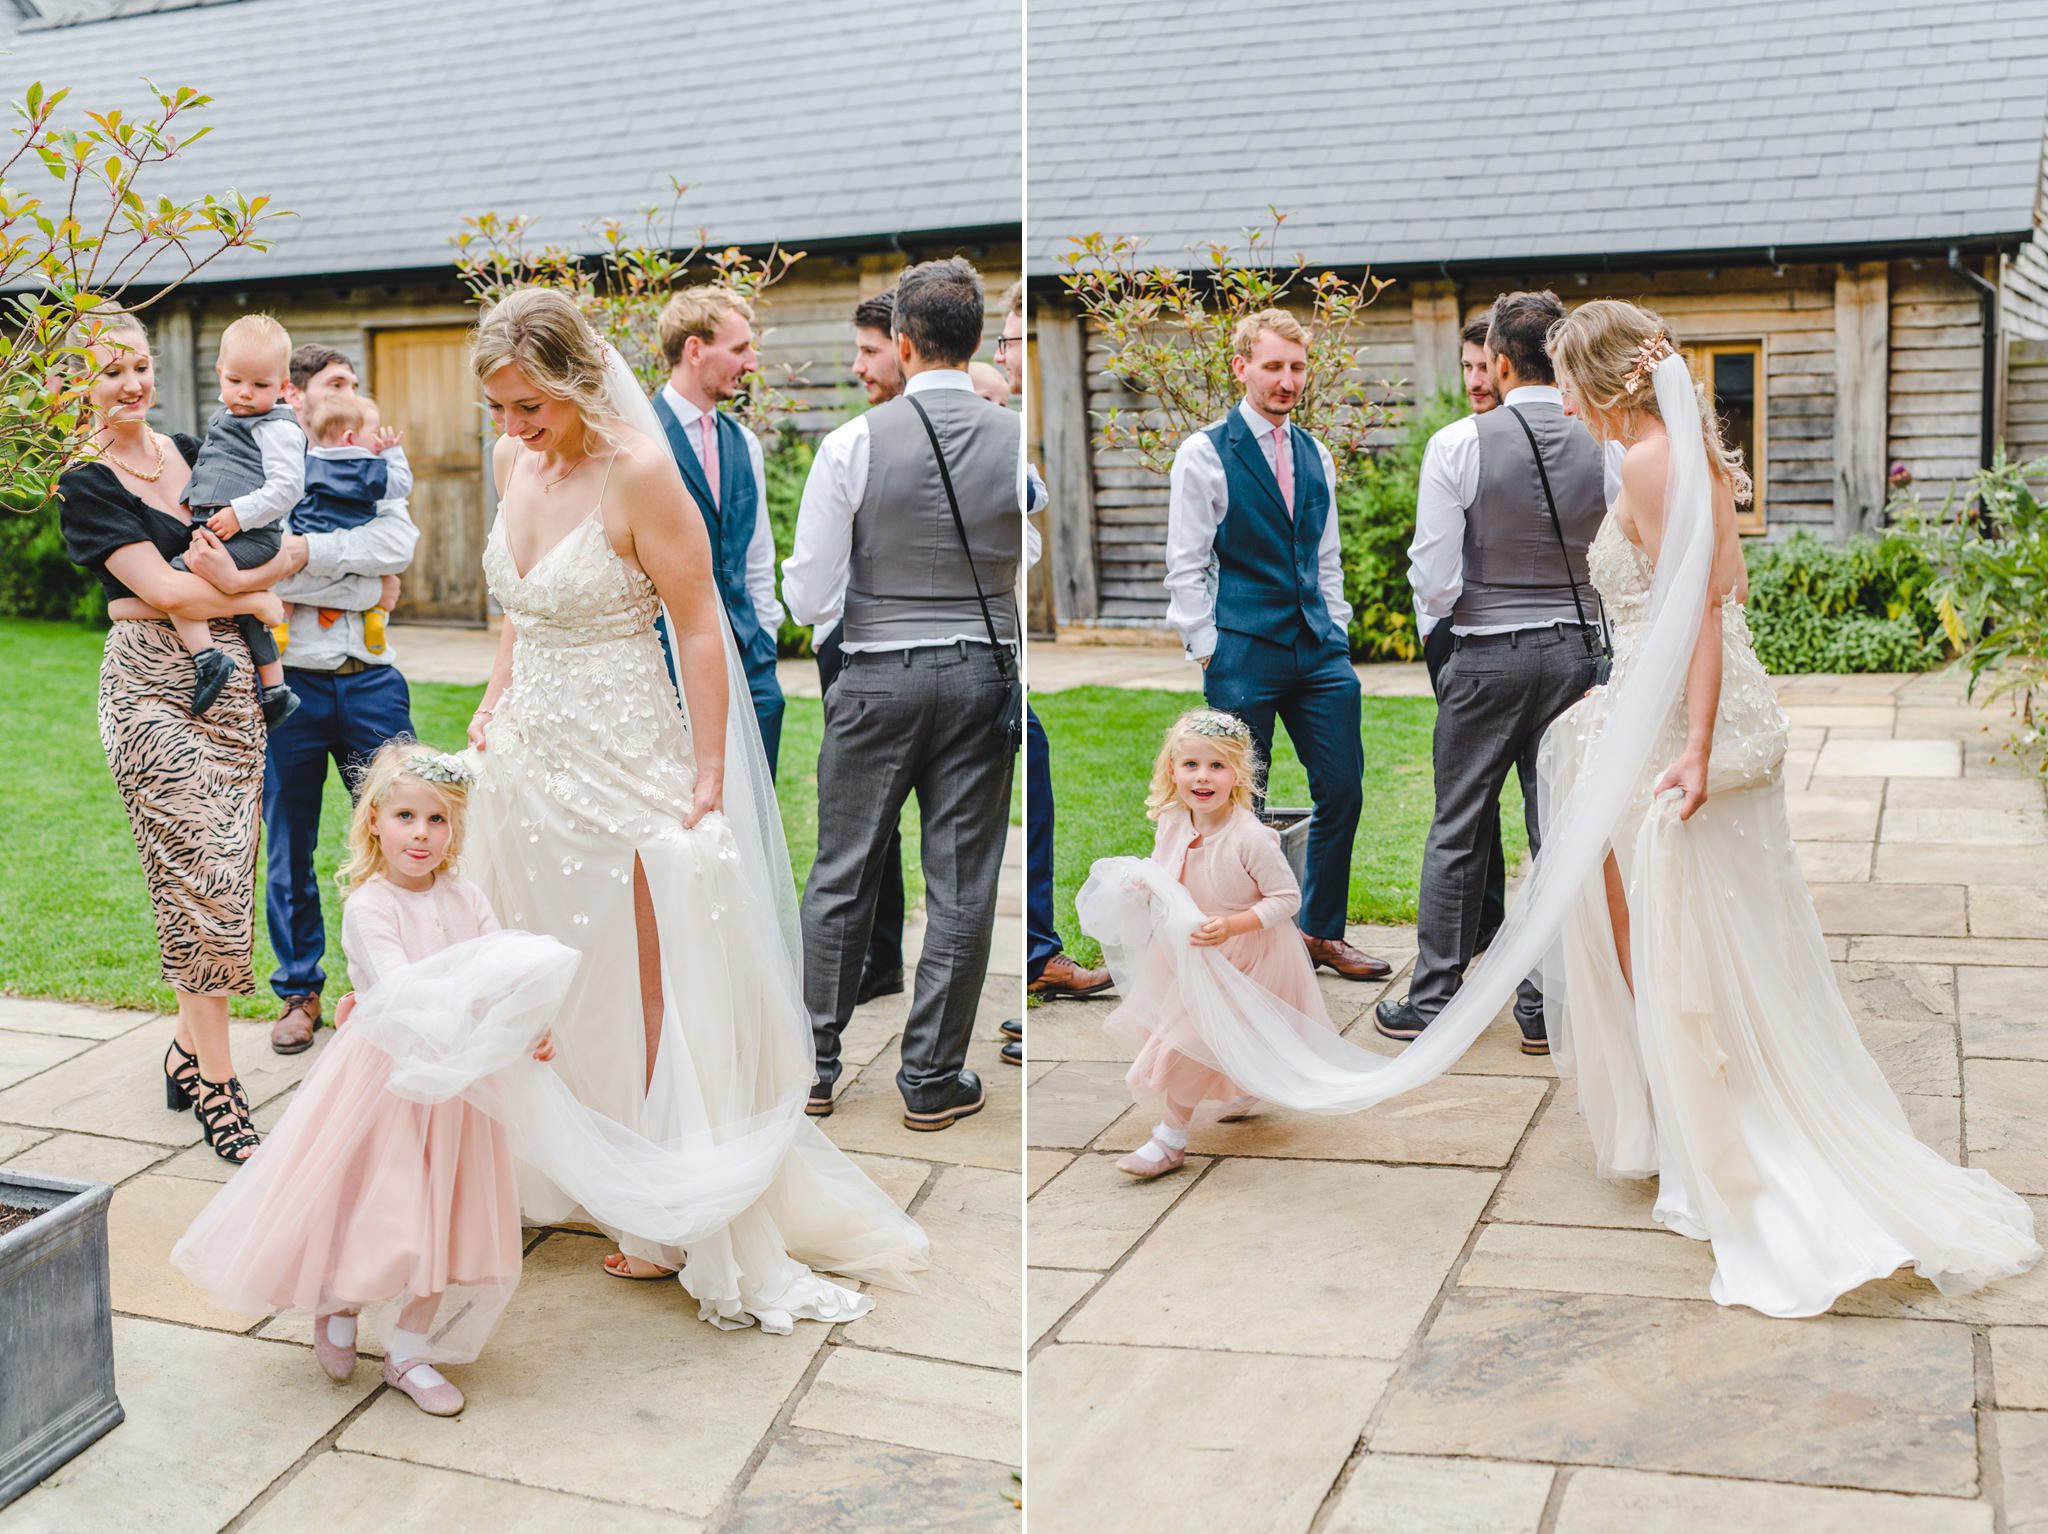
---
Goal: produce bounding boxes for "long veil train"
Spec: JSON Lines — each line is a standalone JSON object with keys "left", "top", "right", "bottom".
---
{"left": 1078, "top": 353, "right": 1718, "bottom": 1111}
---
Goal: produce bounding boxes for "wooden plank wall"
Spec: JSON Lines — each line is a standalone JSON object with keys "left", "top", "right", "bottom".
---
{"left": 1887, "top": 260, "right": 1987, "bottom": 495}
{"left": 2005, "top": 338, "right": 2048, "bottom": 464}
{"left": 165, "top": 244, "right": 1022, "bottom": 444}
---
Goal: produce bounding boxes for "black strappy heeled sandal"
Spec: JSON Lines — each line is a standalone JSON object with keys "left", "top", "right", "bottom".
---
{"left": 191, "top": 1075, "right": 261, "bottom": 1163}
{"left": 164, "top": 1038, "right": 201, "bottom": 1111}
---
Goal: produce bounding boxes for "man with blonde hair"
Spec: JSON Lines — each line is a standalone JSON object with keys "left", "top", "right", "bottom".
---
{"left": 1162, "top": 306, "right": 1389, "bottom": 982}
{"left": 650, "top": 284, "right": 786, "bottom": 771}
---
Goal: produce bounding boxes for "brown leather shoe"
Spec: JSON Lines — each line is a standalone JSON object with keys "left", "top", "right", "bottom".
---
{"left": 1303, "top": 936, "right": 1392, "bottom": 981}
{"left": 1028, "top": 952, "right": 1114, "bottom": 999}
{"left": 272, "top": 993, "right": 319, "bottom": 1055}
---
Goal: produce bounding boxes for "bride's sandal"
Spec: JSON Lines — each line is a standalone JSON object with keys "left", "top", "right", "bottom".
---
{"left": 602, "top": 1252, "right": 678, "bottom": 1281}
{"left": 163, "top": 1038, "right": 201, "bottom": 1111}
{"left": 192, "top": 1076, "right": 261, "bottom": 1163}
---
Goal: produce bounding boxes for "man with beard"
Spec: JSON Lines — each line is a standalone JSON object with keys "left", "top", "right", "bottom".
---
{"left": 1163, "top": 308, "right": 1389, "bottom": 983}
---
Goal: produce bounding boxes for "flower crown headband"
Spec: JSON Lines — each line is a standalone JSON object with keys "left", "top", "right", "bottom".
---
{"left": 402, "top": 749, "right": 476, "bottom": 788}
{"left": 1180, "top": 710, "right": 1251, "bottom": 743}
{"left": 1621, "top": 329, "right": 1674, "bottom": 396}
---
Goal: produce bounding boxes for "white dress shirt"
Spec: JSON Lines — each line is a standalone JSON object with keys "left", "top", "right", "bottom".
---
{"left": 225, "top": 414, "right": 308, "bottom": 529}
{"left": 658, "top": 382, "right": 784, "bottom": 634}
{"left": 782, "top": 369, "right": 1002, "bottom": 653}
{"left": 1162, "top": 399, "right": 1351, "bottom": 662}
{"left": 274, "top": 495, "right": 421, "bottom": 670}
{"left": 1408, "top": 385, "right": 1627, "bottom": 639}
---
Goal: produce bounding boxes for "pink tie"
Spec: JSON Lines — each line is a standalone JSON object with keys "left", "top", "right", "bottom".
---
{"left": 1272, "top": 423, "right": 1294, "bottom": 516}
{"left": 698, "top": 414, "right": 720, "bottom": 505}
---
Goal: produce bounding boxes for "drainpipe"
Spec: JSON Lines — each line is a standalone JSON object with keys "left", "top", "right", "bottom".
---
{"left": 1948, "top": 246, "right": 2000, "bottom": 469}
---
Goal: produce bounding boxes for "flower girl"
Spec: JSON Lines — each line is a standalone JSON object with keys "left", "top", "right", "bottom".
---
{"left": 1077, "top": 710, "right": 1335, "bottom": 1181}
{"left": 173, "top": 741, "right": 575, "bottom": 1416}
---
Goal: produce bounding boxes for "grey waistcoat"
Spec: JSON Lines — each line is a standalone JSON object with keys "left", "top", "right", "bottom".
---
{"left": 842, "top": 387, "right": 1022, "bottom": 647}
{"left": 1451, "top": 400, "right": 1607, "bottom": 630}
{"left": 185, "top": 401, "right": 297, "bottom": 509}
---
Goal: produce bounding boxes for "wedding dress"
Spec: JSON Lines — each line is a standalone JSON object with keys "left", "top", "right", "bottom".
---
{"left": 1535, "top": 514, "right": 2038, "bottom": 1316}
{"left": 463, "top": 357, "right": 927, "bottom": 1333}
{"left": 1077, "top": 353, "right": 2037, "bottom": 1317}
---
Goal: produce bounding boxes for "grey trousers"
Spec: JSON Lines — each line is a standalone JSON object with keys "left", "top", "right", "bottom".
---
{"left": 1409, "top": 624, "right": 1600, "bottom": 1031}
{"left": 802, "top": 641, "right": 1017, "bottom": 1111}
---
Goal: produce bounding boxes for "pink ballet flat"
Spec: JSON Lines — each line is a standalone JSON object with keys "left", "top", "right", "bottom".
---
{"left": 313, "top": 1313, "right": 357, "bottom": 1381}
{"left": 1116, "top": 1138, "right": 1187, "bottom": 1180}
{"left": 1217, "top": 1095, "right": 1261, "bottom": 1122}
{"left": 382, "top": 1358, "right": 465, "bottom": 1417}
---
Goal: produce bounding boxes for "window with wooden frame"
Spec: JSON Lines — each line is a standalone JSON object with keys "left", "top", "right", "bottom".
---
{"left": 1680, "top": 341, "right": 1766, "bottom": 535}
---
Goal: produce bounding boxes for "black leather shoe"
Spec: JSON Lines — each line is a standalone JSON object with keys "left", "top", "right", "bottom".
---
{"left": 1001, "top": 1039, "right": 1023, "bottom": 1066}
{"left": 1518, "top": 1022, "right": 1550, "bottom": 1057}
{"left": 1000, "top": 1017, "right": 1023, "bottom": 1041}
{"left": 190, "top": 647, "right": 235, "bottom": 716}
{"left": 902, "top": 1070, "right": 985, "bottom": 1132}
{"left": 856, "top": 965, "right": 905, "bottom": 1006}
{"left": 261, "top": 683, "right": 302, "bottom": 729}
{"left": 806, "top": 1081, "right": 835, "bottom": 1118}
{"left": 1373, "top": 997, "right": 1428, "bottom": 1042}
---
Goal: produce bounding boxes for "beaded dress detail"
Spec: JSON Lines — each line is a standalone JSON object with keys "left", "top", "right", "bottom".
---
{"left": 465, "top": 491, "right": 928, "bottom": 1332}
{"left": 1536, "top": 511, "right": 2037, "bottom": 1318}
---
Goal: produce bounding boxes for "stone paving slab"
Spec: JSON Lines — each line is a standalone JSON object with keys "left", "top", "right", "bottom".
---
{"left": 840, "top": 1164, "right": 1020, "bottom": 1372}
{"left": 4, "top": 1130, "right": 173, "bottom": 1186}
{"left": 1878, "top": 843, "right": 2048, "bottom": 886}
{"left": 1962, "top": 1059, "right": 2048, "bottom": 1193}
{"left": 1094, "top": 1073, "right": 1547, "bottom": 1168}
{"left": 1990, "top": 1328, "right": 2048, "bottom": 1409}
{"left": 0, "top": 1316, "right": 375, "bottom": 1533}
{"left": 1027, "top": 1343, "right": 1391, "bottom": 1534}
{"left": 1371, "top": 1291, "right": 1980, "bottom": 1494}
{"left": 0, "top": 998, "right": 158, "bottom": 1039}
{"left": 107, "top": 1174, "right": 269, "bottom": 1333}
{"left": 1551, "top": 1468, "right": 1996, "bottom": 1533}
{"left": 723, "top": 1427, "right": 1014, "bottom": 1532}
{"left": 1027, "top": 1268, "right": 1095, "bottom": 1347}
{"left": 1971, "top": 886, "right": 2048, "bottom": 939}
{"left": 237, "top": 1452, "right": 698, "bottom": 1534}
{"left": 1062, "top": 1159, "right": 1494, "bottom": 1360}
{"left": 1993, "top": 1412, "right": 2048, "bottom": 1532}
{"left": 1325, "top": 1455, "right": 1554, "bottom": 1534}
{"left": 1027, "top": 1149, "right": 1211, "bottom": 1270}
{"left": 1850, "top": 936, "right": 2048, "bottom": 966}
{"left": 0, "top": 1029, "right": 94, "bottom": 1091}
{"left": 1810, "top": 882, "right": 1967, "bottom": 937}
{"left": 1961, "top": 968, "right": 2048, "bottom": 1058}
{"left": 1798, "top": 839, "right": 1874, "bottom": 880}
{"left": 1024, "top": 1060, "right": 1138, "bottom": 1150}
{"left": 1816, "top": 738, "right": 1962, "bottom": 777}
{"left": 792, "top": 1347, "right": 1018, "bottom": 1464}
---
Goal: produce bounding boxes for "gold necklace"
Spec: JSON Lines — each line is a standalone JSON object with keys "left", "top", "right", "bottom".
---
{"left": 100, "top": 431, "right": 166, "bottom": 482}
{"left": 537, "top": 451, "right": 588, "bottom": 494}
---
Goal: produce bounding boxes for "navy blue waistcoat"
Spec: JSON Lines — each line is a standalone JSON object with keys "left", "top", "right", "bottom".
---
{"left": 652, "top": 394, "right": 777, "bottom": 677}
{"left": 292, "top": 454, "right": 389, "bottom": 535}
{"left": 1206, "top": 410, "right": 1342, "bottom": 650}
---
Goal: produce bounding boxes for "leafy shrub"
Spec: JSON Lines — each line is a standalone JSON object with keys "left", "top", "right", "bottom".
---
{"left": 1334, "top": 387, "right": 1466, "bottom": 662}
{"left": 1740, "top": 530, "right": 1944, "bottom": 674}
{"left": 764, "top": 427, "right": 814, "bottom": 656}
{"left": 0, "top": 499, "right": 105, "bottom": 624}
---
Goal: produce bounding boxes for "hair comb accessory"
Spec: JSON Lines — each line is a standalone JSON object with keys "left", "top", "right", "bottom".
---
{"left": 1622, "top": 329, "right": 1672, "bottom": 396}
{"left": 1183, "top": 710, "right": 1251, "bottom": 742}
{"left": 404, "top": 750, "right": 476, "bottom": 787}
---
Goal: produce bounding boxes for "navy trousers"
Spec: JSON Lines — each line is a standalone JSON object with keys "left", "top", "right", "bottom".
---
{"left": 1202, "top": 626, "right": 1362, "bottom": 941}
{"left": 656, "top": 611, "right": 785, "bottom": 779}
{"left": 263, "top": 664, "right": 415, "bottom": 998}
{"left": 1025, "top": 704, "right": 1061, "bottom": 981}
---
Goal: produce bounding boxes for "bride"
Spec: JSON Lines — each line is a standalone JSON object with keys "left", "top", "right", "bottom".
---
{"left": 460, "top": 287, "right": 927, "bottom": 1331}
{"left": 1079, "top": 298, "right": 2038, "bottom": 1318}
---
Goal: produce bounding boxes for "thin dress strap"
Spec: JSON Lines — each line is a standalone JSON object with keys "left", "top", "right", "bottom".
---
{"left": 594, "top": 446, "right": 623, "bottom": 509}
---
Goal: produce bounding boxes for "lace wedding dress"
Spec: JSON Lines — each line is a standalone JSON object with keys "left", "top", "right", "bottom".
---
{"left": 465, "top": 475, "right": 928, "bottom": 1333}
{"left": 1535, "top": 512, "right": 2039, "bottom": 1317}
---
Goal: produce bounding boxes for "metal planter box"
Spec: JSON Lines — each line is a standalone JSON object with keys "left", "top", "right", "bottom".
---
{"left": 0, "top": 1171, "right": 123, "bottom": 1509}
{"left": 1262, "top": 808, "right": 1313, "bottom": 889}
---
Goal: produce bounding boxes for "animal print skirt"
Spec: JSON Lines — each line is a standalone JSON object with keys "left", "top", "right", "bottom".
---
{"left": 98, "top": 619, "right": 262, "bottom": 996}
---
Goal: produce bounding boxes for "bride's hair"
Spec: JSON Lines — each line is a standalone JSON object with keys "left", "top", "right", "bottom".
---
{"left": 470, "top": 287, "right": 620, "bottom": 445}
{"left": 1145, "top": 709, "right": 1264, "bottom": 820}
{"left": 1546, "top": 299, "right": 1752, "bottom": 503}
{"left": 337, "top": 738, "right": 471, "bottom": 892}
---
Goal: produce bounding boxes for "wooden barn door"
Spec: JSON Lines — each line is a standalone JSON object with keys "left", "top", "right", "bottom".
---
{"left": 370, "top": 326, "right": 489, "bottom": 625}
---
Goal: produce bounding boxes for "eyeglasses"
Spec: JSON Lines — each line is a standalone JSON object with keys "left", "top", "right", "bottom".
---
{"left": 991, "top": 335, "right": 1021, "bottom": 358}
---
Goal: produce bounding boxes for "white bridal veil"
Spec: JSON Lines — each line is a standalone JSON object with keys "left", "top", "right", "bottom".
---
{"left": 1078, "top": 352, "right": 1717, "bottom": 1109}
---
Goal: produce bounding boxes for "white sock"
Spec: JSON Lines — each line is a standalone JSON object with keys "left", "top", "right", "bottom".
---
{"left": 385, "top": 1326, "right": 433, "bottom": 1365}
{"left": 396, "top": 1361, "right": 450, "bottom": 1389}
{"left": 1153, "top": 1122, "right": 1189, "bottom": 1150}
{"left": 323, "top": 1314, "right": 356, "bottom": 1348}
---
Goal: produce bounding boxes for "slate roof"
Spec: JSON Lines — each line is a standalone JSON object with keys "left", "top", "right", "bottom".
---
{"left": 1028, "top": 0, "right": 2048, "bottom": 275}
{"left": 0, "top": 0, "right": 1020, "bottom": 285}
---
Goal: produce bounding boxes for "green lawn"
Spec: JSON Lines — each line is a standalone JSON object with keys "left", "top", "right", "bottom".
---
{"left": 0, "top": 617, "right": 1004, "bottom": 1016}
{"left": 1033, "top": 685, "right": 1527, "bottom": 967}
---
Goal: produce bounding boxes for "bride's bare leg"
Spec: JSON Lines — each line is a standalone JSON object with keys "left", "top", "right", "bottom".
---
{"left": 1603, "top": 850, "right": 1634, "bottom": 996}
{"left": 606, "top": 854, "right": 677, "bottom": 1280}
{"left": 633, "top": 854, "right": 662, "bottom": 1087}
